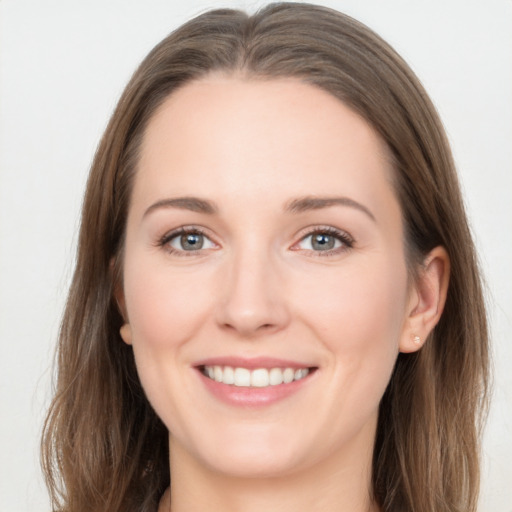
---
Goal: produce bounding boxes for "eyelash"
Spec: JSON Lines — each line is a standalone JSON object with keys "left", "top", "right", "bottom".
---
{"left": 157, "top": 225, "right": 354, "bottom": 257}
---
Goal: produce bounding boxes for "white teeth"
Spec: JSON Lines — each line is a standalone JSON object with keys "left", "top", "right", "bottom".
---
{"left": 283, "top": 367, "right": 295, "bottom": 384}
{"left": 223, "top": 365, "right": 234, "bottom": 385}
{"left": 203, "top": 365, "right": 311, "bottom": 388}
{"left": 234, "top": 367, "right": 251, "bottom": 387}
{"left": 295, "top": 368, "right": 308, "bottom": 380}
{"left": 269, "top": 367, "right": 284, "bottom": 385}
{"left": 251, "top": 368, "right": 269, "bottom": 387}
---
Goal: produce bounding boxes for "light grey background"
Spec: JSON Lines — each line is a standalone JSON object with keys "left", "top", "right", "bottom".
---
{"left": 1, "top": 1, "right": 511, "bottom": 510}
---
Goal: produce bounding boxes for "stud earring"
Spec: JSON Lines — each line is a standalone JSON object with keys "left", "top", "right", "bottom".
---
{"left": 413, "top": 335, "right": 421, "bottom": 345}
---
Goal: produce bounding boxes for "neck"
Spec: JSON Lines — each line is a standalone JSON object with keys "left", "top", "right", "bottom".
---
{"left": 166, "top": 434, "right": 379, "bottom": 512}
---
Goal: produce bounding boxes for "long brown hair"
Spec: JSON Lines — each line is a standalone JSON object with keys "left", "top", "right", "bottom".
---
{"left": 42, "top": 3, "right": 489, "bottom": 511}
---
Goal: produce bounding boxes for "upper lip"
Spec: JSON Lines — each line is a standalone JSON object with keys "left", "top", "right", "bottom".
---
{"left": 193, "top": 356, "right": 316, "bottom": 370}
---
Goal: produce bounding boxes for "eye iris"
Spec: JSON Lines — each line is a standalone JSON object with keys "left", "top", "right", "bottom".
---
{"left": 181, "top": 233, "right": 203, "bottom": 250}
{"left": 311, "top": 233, "right": 335, "bottom": 250}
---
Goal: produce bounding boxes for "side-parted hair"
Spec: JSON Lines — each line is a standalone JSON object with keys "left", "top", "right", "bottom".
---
{"left": 42, "top": 3, "right": 489, "bottom": 511}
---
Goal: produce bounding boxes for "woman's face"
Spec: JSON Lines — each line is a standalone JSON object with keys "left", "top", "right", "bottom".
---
{"left": 119, "top": 77, "right": 418, "bottom": 478}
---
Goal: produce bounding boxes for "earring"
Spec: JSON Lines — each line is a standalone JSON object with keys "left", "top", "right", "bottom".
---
{"left": 413, "top": 334, "right": 421, "bottom": 345}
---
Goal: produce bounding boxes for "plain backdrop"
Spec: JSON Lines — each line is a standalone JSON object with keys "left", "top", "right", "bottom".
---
{"left": 1, "top": 1, "right": 511, "bottom": 511}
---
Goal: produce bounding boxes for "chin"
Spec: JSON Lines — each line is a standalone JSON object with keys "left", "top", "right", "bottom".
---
{"left": 172, "top": 425, "right": 310, "bottom": 479}
{"left": 204, "top": 448, "right": 305, "bottom": 479}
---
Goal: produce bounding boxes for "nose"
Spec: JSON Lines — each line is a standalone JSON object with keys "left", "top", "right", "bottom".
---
{"left": 215, "top": 245, "right": 290, "bottom": 338}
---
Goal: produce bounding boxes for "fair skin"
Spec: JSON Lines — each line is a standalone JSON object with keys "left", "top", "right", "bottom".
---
{"left": 118, "top": 76, "right": 449, "bottom": 512}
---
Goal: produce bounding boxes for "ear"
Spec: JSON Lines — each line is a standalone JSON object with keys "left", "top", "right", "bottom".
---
{"left": 399, "top": 246, "right": 450, "bottom": 353}
{"left": 110, "top": 256, "right": 133, "bottom": 346}
{"left": 114, "top": 285, "right": 133, "bottom": 345}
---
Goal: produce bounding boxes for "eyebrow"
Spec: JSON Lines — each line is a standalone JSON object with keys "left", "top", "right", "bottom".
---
{"left": 285, "top": 196, "right": 376, "bottom": 222}
{"left": 143, "top": 195, "right": 376, "bottom": 222}
{"left": 143, "top": 197, "right": 218, "bottom": 217}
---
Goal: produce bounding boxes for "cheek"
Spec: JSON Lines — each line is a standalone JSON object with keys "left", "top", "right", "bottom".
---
{"left": 298, "top": 254, "right": 408, "bottom": 390}
{"left": 121, "top": 256, "right": 216, "bottom": 429}
{"left": 123, "top": 258, "right": 213, "bottom": 351}
{"left": 307, "top": 254, "right": 408, "bottom": 344}
{"left": 294, "top": 256, "right": 408, "bottom": 444}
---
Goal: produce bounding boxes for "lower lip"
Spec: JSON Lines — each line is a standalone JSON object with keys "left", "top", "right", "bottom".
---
{"left": 196, "top": 369, "right": 315, "bottom": 407}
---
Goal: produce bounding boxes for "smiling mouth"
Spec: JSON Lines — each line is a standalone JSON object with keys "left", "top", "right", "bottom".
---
{"left": 200, "top": 365, "right": 316, "bottom": 388}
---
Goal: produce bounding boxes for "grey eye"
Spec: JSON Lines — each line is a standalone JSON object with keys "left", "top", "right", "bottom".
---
{"left": 169, "top": 232, "right": 215, "bottom": 251}
{"left": 181, "top": 233, "right": 204, "bottom": 250}
{"left": 311, "top": 233, "right": 336, "bottom": 250}
{"left": 298, "top": 231, "right": 343, "bottom": 251}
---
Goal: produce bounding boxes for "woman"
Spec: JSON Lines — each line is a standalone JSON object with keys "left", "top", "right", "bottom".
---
{"left": 41, "top": 3, "right": 489, "bottom": 511}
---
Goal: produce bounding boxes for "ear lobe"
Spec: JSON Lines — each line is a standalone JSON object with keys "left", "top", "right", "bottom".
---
{"left": 120, "top": 323, "right": 133, "bottom": 345}
{"left": 399, "top": 246, "right": 450, "bottom": 353}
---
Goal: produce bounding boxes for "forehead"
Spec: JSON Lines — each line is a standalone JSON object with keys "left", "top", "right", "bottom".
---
{"left": 134, "top": 76, "right": 397, "bottom": 218}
